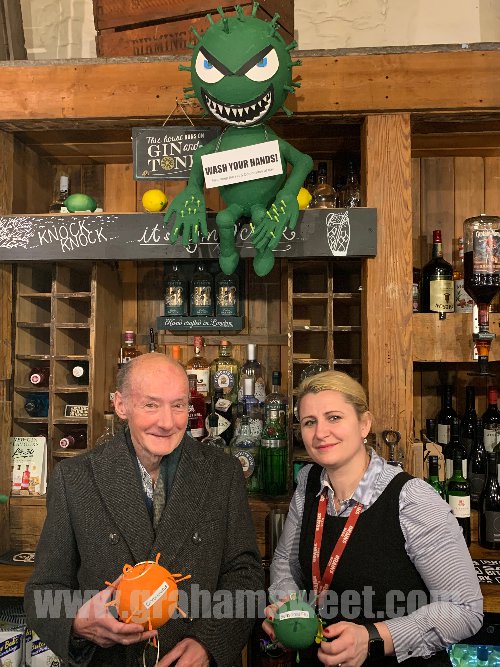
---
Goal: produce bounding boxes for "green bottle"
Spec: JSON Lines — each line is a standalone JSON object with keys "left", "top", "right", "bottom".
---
{"left": 260, "top": 407, "right": 288, "bottom": 496}
{"left": 426, "top": 455, "right": 445, "bottom": 499}
{"left": 447, "top": 449, "right": 471, "bottom": 546}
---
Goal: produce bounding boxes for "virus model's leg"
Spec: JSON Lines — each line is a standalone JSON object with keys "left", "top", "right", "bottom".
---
{"left": 251, "top": 204, "right": 275, "bottom": 277}
{"left": 216, "top": 204, "right": 244, "bottom": 275}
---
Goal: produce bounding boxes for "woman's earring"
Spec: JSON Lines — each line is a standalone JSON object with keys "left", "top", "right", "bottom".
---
{"left": 363, "top": 438, "right": 368, "bottom": 444}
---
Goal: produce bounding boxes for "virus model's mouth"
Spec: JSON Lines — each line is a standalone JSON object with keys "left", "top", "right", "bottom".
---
{"left": 201, "top": 86, "right": 274, "bottom": 126}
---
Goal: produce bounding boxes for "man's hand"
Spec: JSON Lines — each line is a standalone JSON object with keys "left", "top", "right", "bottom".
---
{"left": 164, "top": 189, "right": 208, "bottom": 246}
{"left": 252, "top": 191, "right": 299, "bottom": 252}
{"left": 158, "top": 638, "right": 210, "bottom": 667}
{"left": 72, "top": 582, "right": 157, "bottom": 649}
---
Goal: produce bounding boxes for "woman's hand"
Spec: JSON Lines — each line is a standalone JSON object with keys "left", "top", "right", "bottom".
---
{"left": 317, "top": 621, "right": 369, "bottom": 667}
{"left": 262, "top": 596, "right": 291, "bottom": 641}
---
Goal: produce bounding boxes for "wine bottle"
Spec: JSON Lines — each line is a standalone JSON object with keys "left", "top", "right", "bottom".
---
{"left": 447, "top": 449, "right": 471, "bottom": 546}
{"left": 412, "top": 268, "right": 421, "bottom": 313}
{"left": 444, "top": 417, "right": 467, "bottom": 480}
{"left": 420, "top": 229, "right": 454, "bottom": 319}
{"left": 209, "top": 340, "right": 240, "bottom": 406}
{"left": 238, "top": 344, "right": 266, "bottom": 406}
{"left": 60, "top": 429, "right": 87, "bottom": 449}
{"left": 426, "top": 455, "right": 445, "bottom": 499}
{"left": 164, "top": 262, "right": 188, "bottom": 316}
{"left": 215, "top": 270, "right": 239, "bottom": 317}
{"left": 186, "top": 336, "right": 210, "bottom": 397}
{"left": 460, "top": 385, "right": 477, "bottom": 457}
{"left": 469, "top": 418, "right": 487, "bottom": 510}
{"left": 482, "top": 386, "right": 500, "bottom": 452}
{"left": 29, "top": 366, "right": 50, "bottom": 387}
{"left": 479, "top": 452, "right": 500, "bottom": 549}
{"left": 436, "top": 385, "right": 458, "bottom": 447}
{"left": 188, "top": 374, "right": 206, "bottom": 441}
{"left": 190, "top": 262, "right": 214, "bottom": 316}
{"left": 70, "top": 360, "right": 89, "bottom": 386}
{"left": 94, "top": 412, "right": 115, "bottom": 448}
{"left": 24, "top": 393, "right": 49, "bottom": 417}
{"left": 453, "top": 236, "right": 473, "bottom": 313}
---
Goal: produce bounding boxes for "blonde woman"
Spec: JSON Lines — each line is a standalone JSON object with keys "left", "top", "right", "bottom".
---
{"left": 263, "top": 371, "right": 482, "bottom": 667}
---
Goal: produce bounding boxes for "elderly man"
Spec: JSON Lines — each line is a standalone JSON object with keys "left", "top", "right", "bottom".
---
{"left": 25, "top": 353, "right": 264, "bottom": 666}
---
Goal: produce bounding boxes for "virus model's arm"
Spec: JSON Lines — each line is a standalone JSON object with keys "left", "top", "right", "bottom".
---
{"left": 253, "top": 139, "right": 313, "bottom": 252}
{"left": 163, "top": 145, "right": 208, "bottom": 246}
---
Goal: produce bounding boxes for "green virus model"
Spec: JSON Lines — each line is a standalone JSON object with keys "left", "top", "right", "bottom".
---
{"left": 163, "top": 3, "right": 313, "bottom": 276}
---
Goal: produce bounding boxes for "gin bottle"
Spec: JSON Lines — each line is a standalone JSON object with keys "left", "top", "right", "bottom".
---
{"left": 230, "top": 410, "right": 261, "bottom": 494}
{"left": 210, "top": 340, "right": 240, "bottom": 406}
{"left": 238, "top": 343, "right": 266, "bottom": 406}
{"left": 190, "top": 262, "right": 213, "bottom": 316}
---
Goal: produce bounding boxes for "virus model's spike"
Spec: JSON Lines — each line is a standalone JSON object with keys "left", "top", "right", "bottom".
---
{"left": 183, "top": 86, "right": 194, "bottom": 92}
{"left": 190, "top": 26, "right": 203, "bottom": 42}
{"left": 206, "top": 12, "right": 216, "bottom": 25}
{"left": 235, "top": 5, "right": 245, "bottom": 18}
{"left": 251, "top": 1, "right": 259, "bottom": 17}
{"left": 281, "top": 104, "right": 293, "bottom": 117}
{"left": 283, "top": 85, "right": 295, "bottom": 94}
{"left": 285, "top": 40, "right": 298, "bottom": 51}
{"left": 186, "top": 42, "right": 195, "bottom": 49}
{"left": 184, "top": 93, "right": 197, "bottom": 99}
{"left": 270, "top": 13, "right": 280, "bottom": 28}
{"left": 291, "top": 80, "right": 301, "bottom": 88}
{"left": 291, "top": 59, "right": 302, "bottom": 67}
{"left": 178, "top": 64, "right": 191, "bottom": 72}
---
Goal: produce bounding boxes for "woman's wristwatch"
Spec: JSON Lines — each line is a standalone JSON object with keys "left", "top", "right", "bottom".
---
{"left": 364, "top": 623, "right": 385, "bottom": 660}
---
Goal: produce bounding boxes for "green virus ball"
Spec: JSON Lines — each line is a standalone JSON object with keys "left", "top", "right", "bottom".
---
{"left": 64, "top": 193, "right": 97, "bottom": 213}
{"left": 272, "top": 599, "right": 320, "bottom": 650}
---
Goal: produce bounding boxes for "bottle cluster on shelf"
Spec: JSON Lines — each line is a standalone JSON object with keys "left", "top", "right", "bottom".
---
{"left": 305, "top": 160, "right": 362, "bottom": 209}
{"left": 421, "top": 383, "right": 500, "bottom": 547}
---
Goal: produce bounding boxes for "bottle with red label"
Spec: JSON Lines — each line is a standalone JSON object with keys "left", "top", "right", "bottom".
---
{"left": 59, "top": 429, "right": 87, "bottom": 449}
{"left": 29, "top": 366, "right": 50, "bottom": 387}
{"left": 70, "top": 360, "right": 89, "bottom": 385}
{"left": 21, "top": 465, "right": 30, "bottom": 492}
{"left": 186, "top": 336, "right": 210, "bottom": 397}
{"left": 188, "top": 374, "right": 206, "bottom": 441}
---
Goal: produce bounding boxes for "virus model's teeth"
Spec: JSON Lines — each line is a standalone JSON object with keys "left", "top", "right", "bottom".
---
{"left": 202, "top": 86, "right": 273, "bottom": 126}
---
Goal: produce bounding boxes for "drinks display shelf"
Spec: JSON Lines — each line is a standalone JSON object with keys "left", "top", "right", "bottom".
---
{"left": 413, "top": 313, "right": 500, "bottom": 363}
{"left": 54, "top": 386, "right": 89, "bottom": 393}
{"left": 157, "top": 315, "right": 245, "bottom": 332}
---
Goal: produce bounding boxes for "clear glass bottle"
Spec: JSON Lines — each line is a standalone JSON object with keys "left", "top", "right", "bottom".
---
{"left": 205, "top": 387, "right": 233, "bottom": 447}
{"left": 446, "top": 449, "right": 471, "bottom": 546}
{"left": 420, "top": 229, "right": 454, "bottom": 319}
{"left": 120, "top": 331, "right": 142, "bottom": 365}
{"left": 186, "top": 335, "right": 210, "bottom": 397}
{"left": 209, "top": 340, "right": 240, "bottom": 406}
{"left": 190, "top": 262, "right": 214, "bottom": 316}
{"left": 49, "top": 175, "right": 69, "bottom": 213}
{"left": 305, "top": 169, "right": 317, "bottom": 197}
{"left": 453, "top": 236, "right": 473, "bottom": 313}
{"left": 236, "top": 377, "right": 263, "bottom": 440}
{"left": 164, "top": 262, "right": 188, "bottom": 317}
{"left": 201, "top": 413, "right": 227, "bottom": 452}
{"left": 343, "top": 161, "right": 361, "bottom": 207}
{"left": 238, "top": 343, "right": 266, "bottom": 406}
{"left": 188, "top": 373, "right": 206, "bottom": 441}
{"left": 94, "top": 412, "right": 115, "bottom": 448}
{"left": 310, "top": 161, "right": 337, "bottom": 209}
{"left": 230, "top": 410, "right": 261, "bottom": 494}
{"left": 260, "top": 407, "right": 288, "bottom": 496}
{"left": 264, "top": 370, "right": 288, "bottom": 429}
{"left": 300, "top": 362, "right": 328, "bottom": 383}
{"left": 215, "top": 271, "right": 239, "bottom": 317}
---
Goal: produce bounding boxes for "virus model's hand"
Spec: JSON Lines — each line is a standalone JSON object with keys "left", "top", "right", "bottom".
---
{"left": 252, "top": 190, "right": 300, "bottom": 251}
{"left": 164, "top": 188, "right": 208, "bottom": 246}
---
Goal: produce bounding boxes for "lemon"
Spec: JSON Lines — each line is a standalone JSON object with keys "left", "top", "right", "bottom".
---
{"left": 142, "top": 189, "right": 168, "bottom": 213}
{"left": 297, "top": 187, "right": 312, "bottom": 210}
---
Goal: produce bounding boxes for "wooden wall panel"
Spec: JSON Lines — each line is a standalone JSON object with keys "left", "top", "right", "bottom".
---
{"left": 485, "top": 157, "right": 500, "bottom": 213}
{"left": 362, "top": 114, "right": 413, "bottom": 468}
{"left": 12, "top": 138, "right": 53, "bottom": 214}
{"left": 419, "top": 157, "right": 455, "bottom": 263}
{"left": 0, "top": 402, "right": 11, "bottom": 554}
{"left": 454, "top": 157, "right": 484, "bottom": 240}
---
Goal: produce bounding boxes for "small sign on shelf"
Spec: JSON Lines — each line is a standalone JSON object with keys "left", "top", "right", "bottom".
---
{"left": 157, "top": 315, "right": 245, "bottom": 332}
{"left": 64, "top": 404, "right": 89, "bottom": 418}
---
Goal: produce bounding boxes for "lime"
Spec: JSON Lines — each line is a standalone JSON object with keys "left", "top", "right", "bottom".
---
{"left": 64, "top": 193, "right": 97, "bottom": 212}
{"left": 142, "top": 189, "right": 168, "bottom": 213}
{"left": 297, "top": 187, "right": 312, "bottom": 210}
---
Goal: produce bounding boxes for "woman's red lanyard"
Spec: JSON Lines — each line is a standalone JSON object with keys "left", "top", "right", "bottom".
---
{"left": 312, "top": 490, "right": 364, "bottom": 598}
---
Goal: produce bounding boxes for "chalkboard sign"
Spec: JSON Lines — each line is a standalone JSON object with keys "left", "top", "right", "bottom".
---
{"left": 0, "top": 209, "right": 376, "bottom": 261}
{"left": 473, "top": 559, "right": 500, "bottom": 584}
{"left": 132, "top": 126, "right": 220, "bottom": 180}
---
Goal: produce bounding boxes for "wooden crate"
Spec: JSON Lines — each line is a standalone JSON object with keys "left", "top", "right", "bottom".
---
{"left": 95, "top": 1, "right": 294, "bottom": 58}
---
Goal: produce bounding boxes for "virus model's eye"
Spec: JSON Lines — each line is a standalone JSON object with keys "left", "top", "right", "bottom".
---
{"left": 245, "top": 48, "right": 279, "bottom": 82}
{"left": 195, "top": 51, "right": 225, "bottom": 83}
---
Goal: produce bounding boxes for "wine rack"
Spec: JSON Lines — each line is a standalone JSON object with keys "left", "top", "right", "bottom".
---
{"left": 13, "top": 261, "right": 122, "bottom": 473}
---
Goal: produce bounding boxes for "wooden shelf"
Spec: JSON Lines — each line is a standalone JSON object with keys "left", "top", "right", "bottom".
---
{"left": 54, "top": 386, "right": 89, "bottom": 393}
{"left": 54, "top": 292, "right": 91, "bottom": 298}
{"left": 17, "top": 322, "right": 50, "bottom": 328}
{"left": 16, "top": 354, "right": 51, "bottom": 361}
{"left": 413, "top": 313, "right": 500, "bottom": 363}
{"left": 18, "top": 293, "right": 51, "bottom": 299}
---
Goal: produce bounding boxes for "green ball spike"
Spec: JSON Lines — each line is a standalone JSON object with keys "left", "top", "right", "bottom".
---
{"left": 281, "top": 104, "right": 293, "bottom": 117}
{"left": 0, "top": 495, "right": 8, "bottom": 504}
{"left": 251, "top": 1, "right": 259, "bottom": 17}
{"left": 190, "top": 26, "right": 203, "bottom": 42}
{"left": 235, "top": 5, "right": 245, "bottom": 18}
{"left": 178, "top": 64, "right": 191, "bottom": 72}
{"left": 291, "top": 59, "right": 302, "bottom": 67}
{"left": 285, "top": 40, "right": 298, "bottom": 51}
{"left": 206, "top": 12, "right": 216, "bottom": 25}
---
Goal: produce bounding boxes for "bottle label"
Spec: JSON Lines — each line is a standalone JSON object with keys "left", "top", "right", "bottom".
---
{"left": 254, "top": 378, "right": 267, "bottom": 404}
{"left": 448, "top": 494, "right": 471, "bottom": 518}
{"left": 165, "top": 282, "right": 185, "bottom": 316}
{"left": 189, "top": 369, "right": 209, "bottom": 395}
{"left": 454, "top": 279, "right": 473, "bottom": 313}
{"left": 473, "top": 230, "right": 500, "bottom": 274}
{"left": 72, "top": 366, "right": 84, "bottom": 378}
{"left": 437, "top": 423, "right": 450, "bottom": 445}
{"left": 205, "top": 413, "right": 231, "bottom": 435}
{"left": 484, "top": 428, "right": 498, "bottom": 452}
{"left": 214, "top": 369, "right": 235, "bottom": 391}
{"left": 484, "top": 511, "right": 500, "bottom": 544}
{"left": 30, "top": 373, "right": 42, "bottom": 385}
{"left": 215, "top": 397, "right": 232, "bottom": 413}
{"left": 234, "top": 450, "right": 256, "bottom": 478}
{"left": 216, "top": 283, "right": 238, "bottom": 316}
{"left": 429, "top": 278, "right": 454, "bottom": 313}
{"left": 191, "top": 282, "right": 212, "bottom": 316}
{"left": 412, "top": 283, "right": 420, "bottom": 313}
{"left": 470, "top": 473, "right": 486, "bottom": 503}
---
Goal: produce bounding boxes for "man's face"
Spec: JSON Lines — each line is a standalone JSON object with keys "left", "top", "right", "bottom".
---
{"left": 114, "top": 358, "right": 189, "bottom": 462}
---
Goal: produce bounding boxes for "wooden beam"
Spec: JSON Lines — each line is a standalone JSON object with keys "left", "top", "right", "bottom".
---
{"left": 362, "top": 114, "right": 413, "bottom": 470}
{"left": 0, "top": 50, "right": 499, "bottom": 122}
{"left": 0, "top": 0, "right": 26, "bottom": 60}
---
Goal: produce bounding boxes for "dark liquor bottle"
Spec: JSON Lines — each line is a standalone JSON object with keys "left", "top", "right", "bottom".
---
{"left": 436, "top": 385, "right": 458, "bottom": 448}
{"left": 426, "top": 455, "right": 445, "bottom": 499}
{"left": 205, "top": 388, "right": 233, "bottom": 447}
{"left": 215, "top": 271, "right": 239, "bottom": 317}
{"left": 420, "top": 229, "right": 454, "bottom": 319}
{"left": 164, "top": 262, "right": 188, "bottom": 317}
{"left": 482, "top": 386, "right": 500, "bottom": 452}
{"left": 469, "top": 418, "right": 487, "bottom": 510}
{"left": 463, "top": 215, "right": 500, "bottom": 308}
{"left": 190, "top": 262, "right": 214, "bottom": 316}
{"left": 201, "top": 413, "right": 227, "bottom": 451}
{"left": 412, "top": 268, "right": 421, "bottom": 313}
{"left": 186, "top": 336, "right": 210, "bottom": 397}
{"left": 479, "top": 452, "right": 500, "bottom": 549}
{"left": 444, "top": 417, "right": 467, "bottom": 481}
{"left": 29, "top": 366, "right": 50, "bottom": 387}
{"left": 188, "top": 374, "right": 206, "bottom": 441}
{"left": 59, "top": 429, "right": 87, "bottom": 449}
{"left": 460, "top": 385, "right": 477, "bottom": 457}
{"left": 70, "top": 360, "right": 89, "bottom": 385}
{"left": 453, "top": 236, "right": 473, "bottom": 313}
{"left": 24, "top": 393, "right": 49, "bottom": 417}
{"left": 120, "top": 331, "right": 142, "bottom": 365}
{"left": 49, "top": 175, "right": 69, "bottom": 213}
{"left": 447, "top": 449, "right": 471, "bottom": 546}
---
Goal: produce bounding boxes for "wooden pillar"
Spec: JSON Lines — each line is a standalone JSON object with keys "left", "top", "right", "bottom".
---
{"left": 0, "top": 129, "right": 13, "bottom": 553}
{"left": 361, "top": 114, "right": 414, "bottom": 469}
